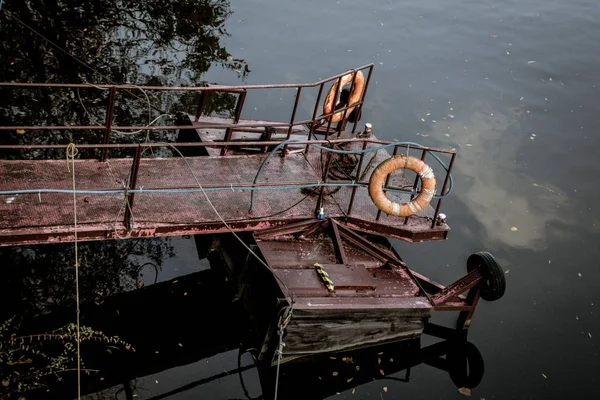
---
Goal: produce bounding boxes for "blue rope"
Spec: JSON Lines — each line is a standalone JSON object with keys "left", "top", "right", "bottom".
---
{"left": 0, "top": 182, "right": 439, "bottom": 197}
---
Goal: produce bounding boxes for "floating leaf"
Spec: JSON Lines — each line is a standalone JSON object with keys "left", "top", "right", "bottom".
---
{"left": 332, "top": 371, "right": 338, "bottom": 376}
{"left": 458, "top": 387, "right": 471, "bottom": 396}
{"left": 2, "top": 380, "right": 9, "bottom": 387}
{"left": 542, "top": 373, "right": 547, "bottom": 379}
{"left": 352, "top": 388, "right": 356, "bottom": 394}
{"left": 379, "top": 369, "right": 385, "bottom": 375}
{"left": 383, "top": 387, "right": 388, "bottom": 392}
{"left": 355, "top": 365, "right": 360, "bottom": 371}
{"left": 178, "top": 343, "right": 183, "bottom": 347}
{"left": 347, "top": 378, "right": 353, "bottom": 383}
{"left": 511, "top": 227, "right": 518, "bottom": 232}
{"left": 16, "top": 129, "right": 26, "bottom": 134}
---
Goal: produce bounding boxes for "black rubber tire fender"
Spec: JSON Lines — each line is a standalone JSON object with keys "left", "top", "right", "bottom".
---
{"left": 447, "top": 341, "right": 485, "bottom": 389}
{"left": 467, "top": 251, "right": 506, "bottom": 302}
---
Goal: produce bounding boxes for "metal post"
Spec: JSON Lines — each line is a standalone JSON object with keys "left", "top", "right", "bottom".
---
{"left": 346, "top": 140, "right": 368, "bottom": 216}
{"left": 283, "top": 87, "right": 302, "bottom": 155}
{"left": 124, "top": 145, "right": 142, "bottom": 230}
{"left": 431, "top": 152, "right": 456, "bottom": 228}
{"left": 305, "top": 83, "right": 324, "bottom": 154}
{"left": 351, "top": 65, "right": 373, "bottom": 134}
{"left": 376, "top": 144, "right": 400, "bottom": 221}
{"left": 221, "top": 89, "right": 246, "bottom": 156}
{"left": 101, "top": 86, "right": 117, "bottom": 161}
{"left": 456, "top": 287, "right": 481, "bottom": 330}
{"left": 315, "top": 150, "right": 333, "bottom": 216}
{"left": 195, "top": 90, "right": 209, "bottom": 122}
{"left": 404, "top": 149, "right": 428, "bottom": 225}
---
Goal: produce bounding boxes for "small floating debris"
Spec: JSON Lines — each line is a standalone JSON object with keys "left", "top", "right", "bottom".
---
{"left": 458, "top": 387, "right": 472, "bottom": 396}
{"left": 542, "top": 373, "right": 547, "bottom": 379}
{"left": 527, "top": 61, "right": 536, "bottom": 64}
{"left": 511, "top": 227, "right": 518, "bottom": 232}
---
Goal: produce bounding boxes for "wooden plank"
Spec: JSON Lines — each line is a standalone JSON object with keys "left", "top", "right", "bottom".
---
{"left": 283, "top": 313, "right": 425, "bottom": 356}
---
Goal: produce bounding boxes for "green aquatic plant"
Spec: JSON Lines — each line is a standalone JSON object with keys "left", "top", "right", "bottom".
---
{"left": 0, "top": 317, "right": 134, "bottom": 399}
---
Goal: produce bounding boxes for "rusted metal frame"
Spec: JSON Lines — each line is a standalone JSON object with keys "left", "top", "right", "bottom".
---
{"left": 299, "top": 219, "right": 328, "bottom": 238}
{"left": 100, "top": 86, "right": 117, "bottom": 162}
{"left": 259, "top": 127, "right": 274, "bottom": 153}
{"left": 0, "top": 139, "right": 456, "bottom": 159}
{"left": 346, "top": 140, "right": 369, "bottom": 216}
{"left": 408, "top": 269, "right": 446, "bottom": 295}
{"left": 333, "top": 220, "right": 404, "bottom": 267}
{"left": 195, "top": 90, "right": 209, "bottom": 122}
{"left": 0, "top": 64, "right": 375, "bottom": 91}
{"left": 305, "top": 83, "right": 325, "bottom": 154}
{"left": 314, "top": 150, "right": 334, "bottom": 215}
{"left": 221, "top": 89, "right": 247, "bottom": 156}
{"left": 430, "top": 268, "right": 482, "bottom": 306}
{"left": 404, "top": 149, "right": 428, "bottom": 225}
{"left": 336, "top": 69, "right": 358, "bottom": 137}
{"left": 0, "top": 216, "right": 316, "bottom": 247}
{"left": 123, "top": 145, "right": 142, "bottom": 229}
{"left": 329, "top": 218, "right": 347, "bottom": 265}
{"left": 253, "top": 219, "right": 317, "bottom": 240}
{"left": 351, "top": 64, "right": 373, "bottom": 134}
{"left": 375, "top": 144, "right": 400, "bottom": 221}
{"left": 456, "top": 287, "right": 481, "bottom": 330}
{"left": 282, "top": 87, "right": 302, "bottom": 155}
{"left": 431, "top": 152, "right": 456, "bottom": 228}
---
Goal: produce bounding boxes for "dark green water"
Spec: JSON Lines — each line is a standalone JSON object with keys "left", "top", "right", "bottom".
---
{"left": 1, "top": 0, "right": 599, "bottom": 399}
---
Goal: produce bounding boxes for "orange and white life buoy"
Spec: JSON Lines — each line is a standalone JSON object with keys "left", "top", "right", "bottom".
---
{"left": 368, "top": 155, "right": 436, "bottom": 217}
{"left": 323, "top": 71, "right": 365, "bottom": 123}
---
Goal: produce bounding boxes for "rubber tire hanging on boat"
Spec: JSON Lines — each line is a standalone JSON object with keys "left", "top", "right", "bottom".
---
{"left": 368, "top": 155, "right": 436, "bottom": 217}
{"left": 447, "top": 341, "right": 485, "bottom": 389}
{"left": 467, "top": 252, "right": 506, "bottom": 302}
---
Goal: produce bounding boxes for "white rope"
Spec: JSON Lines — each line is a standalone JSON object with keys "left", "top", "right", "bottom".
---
{"left": 66, "top": 143, "right": 82, "bottom": 400}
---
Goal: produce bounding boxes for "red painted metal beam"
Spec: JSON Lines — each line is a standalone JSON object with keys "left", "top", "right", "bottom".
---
{"left": 430, "top": 268, "right": 483, "bottom": 306}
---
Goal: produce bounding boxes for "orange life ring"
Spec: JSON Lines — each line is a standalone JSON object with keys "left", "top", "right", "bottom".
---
{"left": 323, "top": 71, "right": 365, "bottom": 123}
{"left": 368, "top": 155, "right": 436, "bottom": 217}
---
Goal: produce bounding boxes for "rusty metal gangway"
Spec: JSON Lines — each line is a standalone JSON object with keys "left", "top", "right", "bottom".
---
{"left": 0, "top": 65, "right": 456, "bottom": 247}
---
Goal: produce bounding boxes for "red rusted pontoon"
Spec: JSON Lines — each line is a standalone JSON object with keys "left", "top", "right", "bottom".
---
{"left": 0, "top": 64, "right": 505, "bottom": 364}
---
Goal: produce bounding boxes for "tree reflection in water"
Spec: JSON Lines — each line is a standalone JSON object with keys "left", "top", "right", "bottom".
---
{"left": 0, "top": 0, "right": 248, "bottom": 397}
{"left": 0, "top": 0, "right": 248, "bottom": 158}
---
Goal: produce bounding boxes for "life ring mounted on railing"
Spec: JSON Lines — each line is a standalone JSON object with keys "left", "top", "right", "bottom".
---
{"left": 368, "top": 155, "right": 436, "bottom": 217}
{"left": 322, "top": 71, "right": 365, "bottom": 124}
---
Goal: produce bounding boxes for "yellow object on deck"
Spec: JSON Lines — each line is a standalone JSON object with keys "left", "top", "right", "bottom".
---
{"left": 314, "top": 263, "right": 335, "bottom": 292}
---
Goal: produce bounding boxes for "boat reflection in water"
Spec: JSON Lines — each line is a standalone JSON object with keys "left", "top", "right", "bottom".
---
{"left": 21, "top": 265, "right": 483, "bottom": 400}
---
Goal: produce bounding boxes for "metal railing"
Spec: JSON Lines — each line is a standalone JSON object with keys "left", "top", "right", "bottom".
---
{"left": 0, "top": 64, "right": 375, "bottom": 159}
